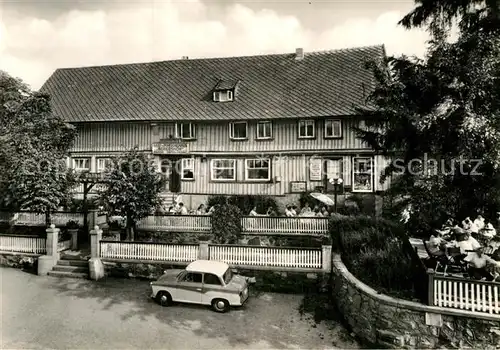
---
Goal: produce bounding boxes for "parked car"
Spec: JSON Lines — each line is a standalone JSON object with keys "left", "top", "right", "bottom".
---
{"left": 150, "top": 260, "right": 249, "bottom": 313}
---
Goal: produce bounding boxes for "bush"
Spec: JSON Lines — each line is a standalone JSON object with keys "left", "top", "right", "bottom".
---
{"left": 329, "top": 215, "right": 424, "bottom": 301}
{"left": 211, "top": 204, "right": 242, "bottom": 244}
{"left": 207, "top": 195, "right": 279, "bottom": 216}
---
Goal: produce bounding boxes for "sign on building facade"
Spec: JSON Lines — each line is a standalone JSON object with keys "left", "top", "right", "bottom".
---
{"left": 152, "top": 139, "right": 189, "bottom": 155}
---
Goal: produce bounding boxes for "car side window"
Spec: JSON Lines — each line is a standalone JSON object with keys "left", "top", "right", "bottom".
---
{"left": 204, "top": 273, "right": 222, "bottom": 285}
{"left": 181, "top": 272, "right": 202, "bottom": 283}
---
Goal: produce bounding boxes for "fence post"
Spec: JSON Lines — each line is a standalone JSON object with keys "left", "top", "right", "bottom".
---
{"left": 37, "top": 224, "right": 60, "bottom": 276}
{"left": 90, "top": 225, "right": 103, "bottom": 259}
{"left": 199, "top": 242, "right": 209, "bottom": 260}
{"left": 322, "top": 245, "right": 332, "bottom": 272}
{"left": 427, "top": 269, "right": 435, "bottom": 306}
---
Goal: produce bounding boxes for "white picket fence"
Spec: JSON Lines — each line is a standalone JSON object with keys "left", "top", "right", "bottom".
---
{"left": 0, "top": 235, "right": 47, "bottom": 254}
{"left": 137, "top": 215, "right": 211, "bottom": 232}
{"left": 431, "top": 275, "right": 500, "bottom": 315}
{"left": 209, "top": 245, "right": 323, "bottom": 269}
{"left": 99, "top": 241, "right": 325, "bottom": 271}
{"left": 100, "top": 241, "right": 200, "bottom": 262}
{"left": 241, "top": 216, "right": 329, "bottom": 234}
{"left": 0, "top": 211, "right": 85, "bottom": 227}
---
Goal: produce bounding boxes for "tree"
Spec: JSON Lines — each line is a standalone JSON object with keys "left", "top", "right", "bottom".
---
{"left": 355, "top": 0, "right": 500, "bottom": 235}
{"left": 98, "top": 148, "right": 165, "bottom": 240}
{"left": 0, "top": 71, "right": 77, "bottom": 225}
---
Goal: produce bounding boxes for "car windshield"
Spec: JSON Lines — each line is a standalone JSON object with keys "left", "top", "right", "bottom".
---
{"left": 223, "top": 268, "right": 233, "bottom": 284}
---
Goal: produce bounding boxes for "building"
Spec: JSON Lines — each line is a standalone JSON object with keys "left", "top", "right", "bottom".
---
{"left": 40, "top": 46, "right": 391, "bottom": 211}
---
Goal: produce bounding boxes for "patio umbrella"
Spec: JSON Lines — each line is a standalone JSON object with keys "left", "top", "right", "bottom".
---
{"left": 309, "top": 192, "right": 335, "bottom": 206}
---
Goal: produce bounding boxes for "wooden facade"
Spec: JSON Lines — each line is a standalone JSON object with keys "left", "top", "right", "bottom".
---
{"left": 69, "top": 118, "right": 391, "bottom": 196}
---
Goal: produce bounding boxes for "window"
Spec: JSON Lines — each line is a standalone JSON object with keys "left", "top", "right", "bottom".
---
{"left": 211, "top": 159, "right": 236, "bottom": 181}
{"left": 256, "top": 121, "right": 272, "bottom": 139}
{"left": 213, "top": 90, "right": 233, "bottom": 102}
{"left": 229, "top": 122, "right": 247, "bottom": 140}
{"left": 181, "top": 158, "right": 194, "bottom": 180}
{"left": 96, "top": 158, "right": 112, "bottom": 173}
{"left": 180, "top": 272, "right": 203, "bottom": 283}
{"left": 324, "top": 119, "right": 342, "bottom": 138}
{"left": 298, "top": 120, "right": 315, "bottom": 138}
{"left": 176, "top": 123, "right": 196, "bottom": 139}
{"left": 352, "top": 157, "right": 373, "bottom": 192}
{"left": 204, "top": 273, "right": 222, "bottom": 285}
{"left": 73, "top": 158, "right": 90, "bottom": 172}
{"left": 245, "top": 158, "right": 271, "bottom": 181}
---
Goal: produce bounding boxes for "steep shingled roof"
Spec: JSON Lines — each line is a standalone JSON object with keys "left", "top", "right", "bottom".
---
{"left": 40, "top": 45, "right": 385, "bottom": 123}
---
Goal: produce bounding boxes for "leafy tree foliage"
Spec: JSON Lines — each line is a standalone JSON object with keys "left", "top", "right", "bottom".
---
{"left": 98, "top": 148, "right": 165, "bottom": 240}
{"left": 211, "top": 203, "right": 242, "bottom": 244}
{"left": 355, "top": 1, "right": 500, "bottom": 235}
{"left": 0, "top": 71, "right": 77, "bottom": 223}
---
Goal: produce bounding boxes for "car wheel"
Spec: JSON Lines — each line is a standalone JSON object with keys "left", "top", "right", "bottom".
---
{"left": 155, "top": 291, "right": 172, "bottom": 307}
{"left": 212, "top": 298, "right": 230, "bottom": 313}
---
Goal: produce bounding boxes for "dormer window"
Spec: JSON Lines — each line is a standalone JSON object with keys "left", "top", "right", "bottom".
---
{"left": 213, "top": 90, "right": 233, "bottom": 102}
{"left": 212, "top": 79, "right": 239, "bottom": 102}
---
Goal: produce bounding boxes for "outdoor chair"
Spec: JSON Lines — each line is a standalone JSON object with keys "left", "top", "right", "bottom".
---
{"left": 423, "top": 240, "right": 450, "bottom": 273}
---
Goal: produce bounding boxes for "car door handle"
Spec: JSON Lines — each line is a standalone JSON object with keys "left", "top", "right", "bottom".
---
{"left": 196, "top": 288, "right": 202, "bottom": 291}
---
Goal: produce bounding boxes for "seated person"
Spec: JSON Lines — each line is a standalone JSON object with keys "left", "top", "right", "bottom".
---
{"left": 427, "top": 236, "right": 445, "bottom": 257}
{"left": 249, "top": 207, "right": 259, "bottom": 216}
{"left": 481, "top": 223, "right": 497, "bottom": 239}
{"left": 285, "top": 206, "right": 294, "bottom": 217}
{"left": 177, "top": 202, "right": 188, "bottom": 215}
{"left": 453, "top": 228, "right": 481, "bottom": 262}
{"left": 474, "top": 215, "right": 485, "bottom": 231}
{"left": 266, "top": 207, "right": 277, "bottom": 216}
{"left": 467, "top": 247, "right": 500, "bottom": 281}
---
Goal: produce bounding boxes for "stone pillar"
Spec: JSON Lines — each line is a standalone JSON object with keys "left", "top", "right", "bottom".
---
{"left": 90, "top": 225, "right": 103, "bottom": 258}
{"left": 37, "top": 224, "right": 60, "bottom": 276}
{"left": 46, "top": 224, "right": 59, "bottom": 257}
{"left": 322, "top": 245, "right": 332, "bottom": 273}
{"left": 199, "top": 242, "right": 209, "bottom": 260}
{"left": 89, "top": 225, "right": 105, "bottom": 281}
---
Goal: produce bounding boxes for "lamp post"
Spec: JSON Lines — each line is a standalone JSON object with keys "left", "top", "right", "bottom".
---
{"left": 329, "top": 178, "right": 343, "bottom": 213}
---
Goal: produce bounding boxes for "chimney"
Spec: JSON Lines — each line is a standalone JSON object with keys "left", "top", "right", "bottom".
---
{"left": 295, "top": 48, "right": 304, "bottom": 60}
{"left": 182, "top": 56, "right": 189, "bottom": 60}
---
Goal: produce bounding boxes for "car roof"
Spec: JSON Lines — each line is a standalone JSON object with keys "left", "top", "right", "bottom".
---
{"left": 186, "top": 260, "right": 229, "bottom": 277}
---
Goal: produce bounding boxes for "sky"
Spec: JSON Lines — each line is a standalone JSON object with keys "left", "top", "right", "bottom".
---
{"left": 0, "top": 0, "right": 429, "bottom": 91}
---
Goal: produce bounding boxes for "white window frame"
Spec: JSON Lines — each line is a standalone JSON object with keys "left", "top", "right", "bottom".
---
{"left": 176, "top": 123, "right": 196, "bottom": 140}
{"left": 213, "top": 90, "right": 233, "bottom": 102}
{"left": 72, "top": 158, "right": 90, "bottom": 172}
{"left": 352, "top": 157, "right": 374, "bottom": 193}
{"left": 181, "top": 158, "right": 195, "bottom": 180}
{"left": 229, "top": 122, "right": 248, "bottom": 140}
{"left": 324, "top": 119, "right": 342, "bottom": 138}
{"left": 210, "top": 159, "right": 236, "bottom": 181}
{"left": 245, "top": 158, "right": 271, "bottom": 181}
{"left": 256, "top": 121, "right": 273, "bottom": 140}
{"left": 298, "top": 120, "right": 315, "bottom": 139}
{"left": 96, "top": 157, "right": 111, "bottom": 173}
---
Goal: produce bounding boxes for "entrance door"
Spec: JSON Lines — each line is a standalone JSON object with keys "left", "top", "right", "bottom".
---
{"left": 169, "top": 158, "right": 181, "bottom": 193}
{"left": 324, "top": 158, "right": 342, "bottom": 193}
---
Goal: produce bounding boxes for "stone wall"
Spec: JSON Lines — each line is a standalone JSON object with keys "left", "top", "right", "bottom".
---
{"left": 0, "top": 252, "right": 39, "bottom": 272}
{"left": 331, "top": 254, "right": 500, "bottom": 349}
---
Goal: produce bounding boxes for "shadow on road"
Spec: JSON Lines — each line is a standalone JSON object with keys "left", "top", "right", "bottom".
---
{"left": 43, "top": 275, "right": 360, "bottom": 349}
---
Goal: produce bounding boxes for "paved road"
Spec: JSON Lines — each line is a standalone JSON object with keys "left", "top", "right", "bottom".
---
{"left": 0, "top": 268, "right": 360, "bottom": 349}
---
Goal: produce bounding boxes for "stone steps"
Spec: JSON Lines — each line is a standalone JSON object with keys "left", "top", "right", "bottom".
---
{"left": 57, "top": 259, "right": 88, "bottom": 267}
{"left": 48, "top": 254, "right": 90, "bottom": 279}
